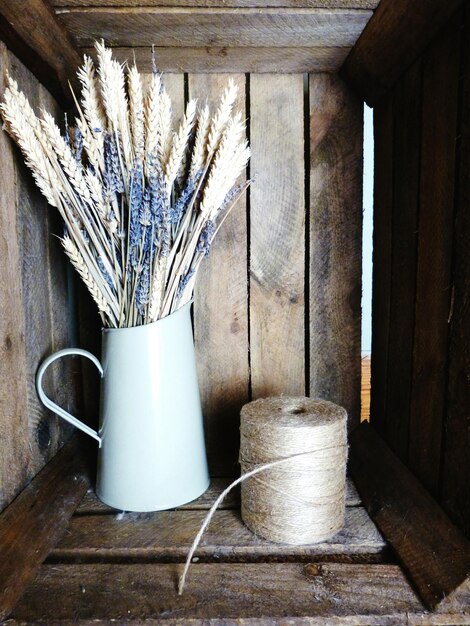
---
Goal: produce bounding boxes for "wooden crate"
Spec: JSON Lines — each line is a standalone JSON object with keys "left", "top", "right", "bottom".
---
{"left": 0, "top": 0, "right": 469, "bottom": 623}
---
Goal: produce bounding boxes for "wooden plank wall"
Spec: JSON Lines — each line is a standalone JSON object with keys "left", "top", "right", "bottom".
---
{"left": 139, "top": 71, "right": 362, "bottom": 476}
{"left": 370, "top": 7, "right": 469, "bottom": 536}
{"left": 0, "top": 41, "right": 80, "bottom": 512}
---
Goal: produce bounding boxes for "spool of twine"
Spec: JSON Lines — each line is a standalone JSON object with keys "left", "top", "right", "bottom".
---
{"left": 178, "top": 396, "right": 348, "bottom": 594}
{"left": 240, "top": 396, "right": 348, "bottom": 545}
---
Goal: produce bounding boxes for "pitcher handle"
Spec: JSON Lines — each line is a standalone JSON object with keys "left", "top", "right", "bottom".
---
{"left": 36, "top": 348, "right": 103, "bottom": 447}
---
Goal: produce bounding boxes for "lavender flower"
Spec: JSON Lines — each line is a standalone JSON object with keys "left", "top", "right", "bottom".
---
{"left": 128, "top": 164, "right": 144, "bottom": 268}
{"left": 136, "top": 259, "right": 150, "bottom": 315}
{"left": 176, "top": 269, "right": 195, "bottom": 302}
{"left": 74, "top": 126, "right": 83, "bottom": 163}
{"left": 139, "top": 187, "right": 151, "bottom": 227}
{"left": 64, "top": 113, "right": 70, "bottom": 147}
{"left": 97, "top": 256, "right": 114, "bottom": 291}
{"left": 169, "top": 177, "right": 195, "bottom": 225}
{"left": 104, "top": 132, "right": 124, "bottom": 194}
{"left": 148, "top": 152, "right": 166, "bottom": 227}
{"left": 219, "top": 181, "right": 247, "bottom": 213}
{"left": 196, "top": 220, "right": 216, "bottom": 258}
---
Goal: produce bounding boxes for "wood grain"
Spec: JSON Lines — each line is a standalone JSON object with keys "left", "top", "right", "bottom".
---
{"left": 249, "top": 74, "right": 305, "bottom": 398}
{"left": 385, "top": 61, "right": 421, "bottom": 461}
{"left": 440, "top": 5, "right": 470, "bottom": 539}
{"left": 75, "top": 476, "right": 361, "bottom": 514}
{"left": 13, "top": 54, "right": 56, "bottom": 476}
{"left": 369, "top": 96, "right": 393, "bottom": 435}
{"left": 341, "top": 0, "right": 463, "bottom": 106}
{"left": 49, "top": 506, "right": 385, "bottom": 563}
{"left": 408, "top": 17, "right": 461, "bottom": 496}
{"left": 0, "top": 47, "right": 78, "bottom": 511}
{"left": 0, "top": 0, "right": 81, "bottom": 106}
{"left": 40, "top": 83, "right": 79, "bottom": 452}
{"left": 350, "top": 423, "right": 470, "bottom": 612}
{"left": 83, "top": 45, "right": 351, "bottom": 74}
{"left": 10, "top": 562, "right": 428, "bottom": 623}
{"left": 0, "top": 43, "right": 29, "bottom": 512}
{"left": 55, "top": 8, "right": 373, "bottom": 48}
{"left": 189, "top": 75, "right": 249, "bottom": 477}
{"left": 0, "top": 438, "right": 90, "bottom": 621}
{"left": 52, "top": 0, "right": 381, "bottom": 8}
{"left": 309, "top": 73, "right": 362, "bottom": 428}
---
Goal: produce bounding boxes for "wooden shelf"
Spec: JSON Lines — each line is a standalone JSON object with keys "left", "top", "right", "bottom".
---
{"left": 5, "top": 476, "right": 467, "bottom": 624}
{"left": 47, "top": 478, "right": 386, "bottom": 564}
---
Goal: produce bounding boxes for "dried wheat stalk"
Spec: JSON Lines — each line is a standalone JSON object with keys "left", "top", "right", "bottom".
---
{"left": 0, "top": 41, "right": 250, "bottom": 328}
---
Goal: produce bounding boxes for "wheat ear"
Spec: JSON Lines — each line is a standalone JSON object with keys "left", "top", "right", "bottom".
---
{"left": 40, "top": 110, "right": 92, "bottom": 205}
{"left": 77, "top": 55, "right": 107, "bottom": 135}
{"left": 144, "top": 71, "right": 161, "bottom": 168}
{"left": 62, "top": 235, "right": 113, "bottom": 318}
{"left": 199, "top": 112, "right": 246, "bottom": 215}
{"left": 0, "top": 91, "right": 60, "bottom": 206}
{"left": 207, "top": 79, "right": 237, "bottom": 155}
{"left": 76, "top": 115, "right": 103, "bottom": 174}
{"left": 164, "top": 98, "right": 197, "bottom": 194}
{"left": 95, "top": 40, "right": 117, "bottom": 129}
{"left": 128, "top": 64, "right": 145, "bottom": 162}
{"left": 189, "top": 104, "right": 210, "bottom": 180}
{"left": 158, "top": 88, "right": 173, "bottom": 169}
{"left": 112, "top": 58, "right": 133, "bottom": 172}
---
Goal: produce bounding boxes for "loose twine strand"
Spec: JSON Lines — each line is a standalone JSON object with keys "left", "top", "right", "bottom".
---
{"left": 178, "top": 397, "right": 348, "bottom": 595}
{"left": 178, "top": 450, "right": 325, "bottom": 595}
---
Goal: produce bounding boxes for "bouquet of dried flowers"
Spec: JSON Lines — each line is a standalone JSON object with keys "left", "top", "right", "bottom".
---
{"left": 0, "top": 42, "right": 250, "bottom": 328}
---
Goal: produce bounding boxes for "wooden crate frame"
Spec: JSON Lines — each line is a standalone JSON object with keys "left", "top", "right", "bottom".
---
{"left": 0, "top": 0, "right": 469, "bottom": 623}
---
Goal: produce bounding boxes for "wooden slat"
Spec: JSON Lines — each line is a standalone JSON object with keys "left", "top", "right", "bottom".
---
{"left": 55, "top": 8, "right": 373, "bottom": 48}
{"left": 309, "top": 73, "right": 362, "bottom": 428}
{"left": 0, "top": 42, "right": 29, "bottom": 512}
{"left": 440, "top": 5, "right": 470, "bottom": 539}
{"left": 407, "top": 16, "right": 461, "bottom": 496}
{"left": 0, "top": 0, "right": 81, "bottom": 106}
{"left": 49, "top": 506, "right": 386, "bottom": 563}
{"left": 84, "top": 46, "right": 351, "bottom": 74}
{"left": 52, "top": 1, "right": 381, "bottom": 8}
{"left": 369, "top": 96, "right": 393, "bottom": 435}
{"left": 385, "top": 61, "right": 421, "bottom": 461}
{"left": 350, "top": 423, "right": 470, "bottom": 612}
{"left": 189, "top": 75, "right": 249, "bottom": 477}
{"left": 75, "top": 477, "right": 361, "bottom": 514}
{"left": 11, "top": 562, "right": 429, "bottom": 623}
{"left": 0, "top": 438, "right": 90, "bottom": 621}
{"left": 341, "top": 0, "right": 463, "bottom": 106}
{"left": 41, "top": 81, "right": 79, "bottom": 452}
{"left": 249, "top": 74, "right": 305, "bottom": 399}
{"left": 13, "top": 54, "right": 57, "bottom": 477}
{"left": 0, "top": 46, "right": 78, "bottom": 510}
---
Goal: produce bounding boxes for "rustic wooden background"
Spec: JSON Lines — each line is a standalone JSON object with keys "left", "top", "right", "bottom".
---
{"left": 371, "top": 6, "right": 470, "bottom": 536}
{"left": 0, "top": 43, "right": 79, "bottom": 513}
{"left": 0, "top": 0, "right": 366, "bottom": 507}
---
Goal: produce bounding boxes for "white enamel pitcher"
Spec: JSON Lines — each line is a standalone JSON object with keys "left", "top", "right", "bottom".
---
{"left": 36, "top": 302, "right": 210, "bottom": 512}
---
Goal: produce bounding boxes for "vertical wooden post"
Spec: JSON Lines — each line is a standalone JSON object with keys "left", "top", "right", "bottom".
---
{"left": 309, "top": 73, "right": 363, "bottom": 428}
